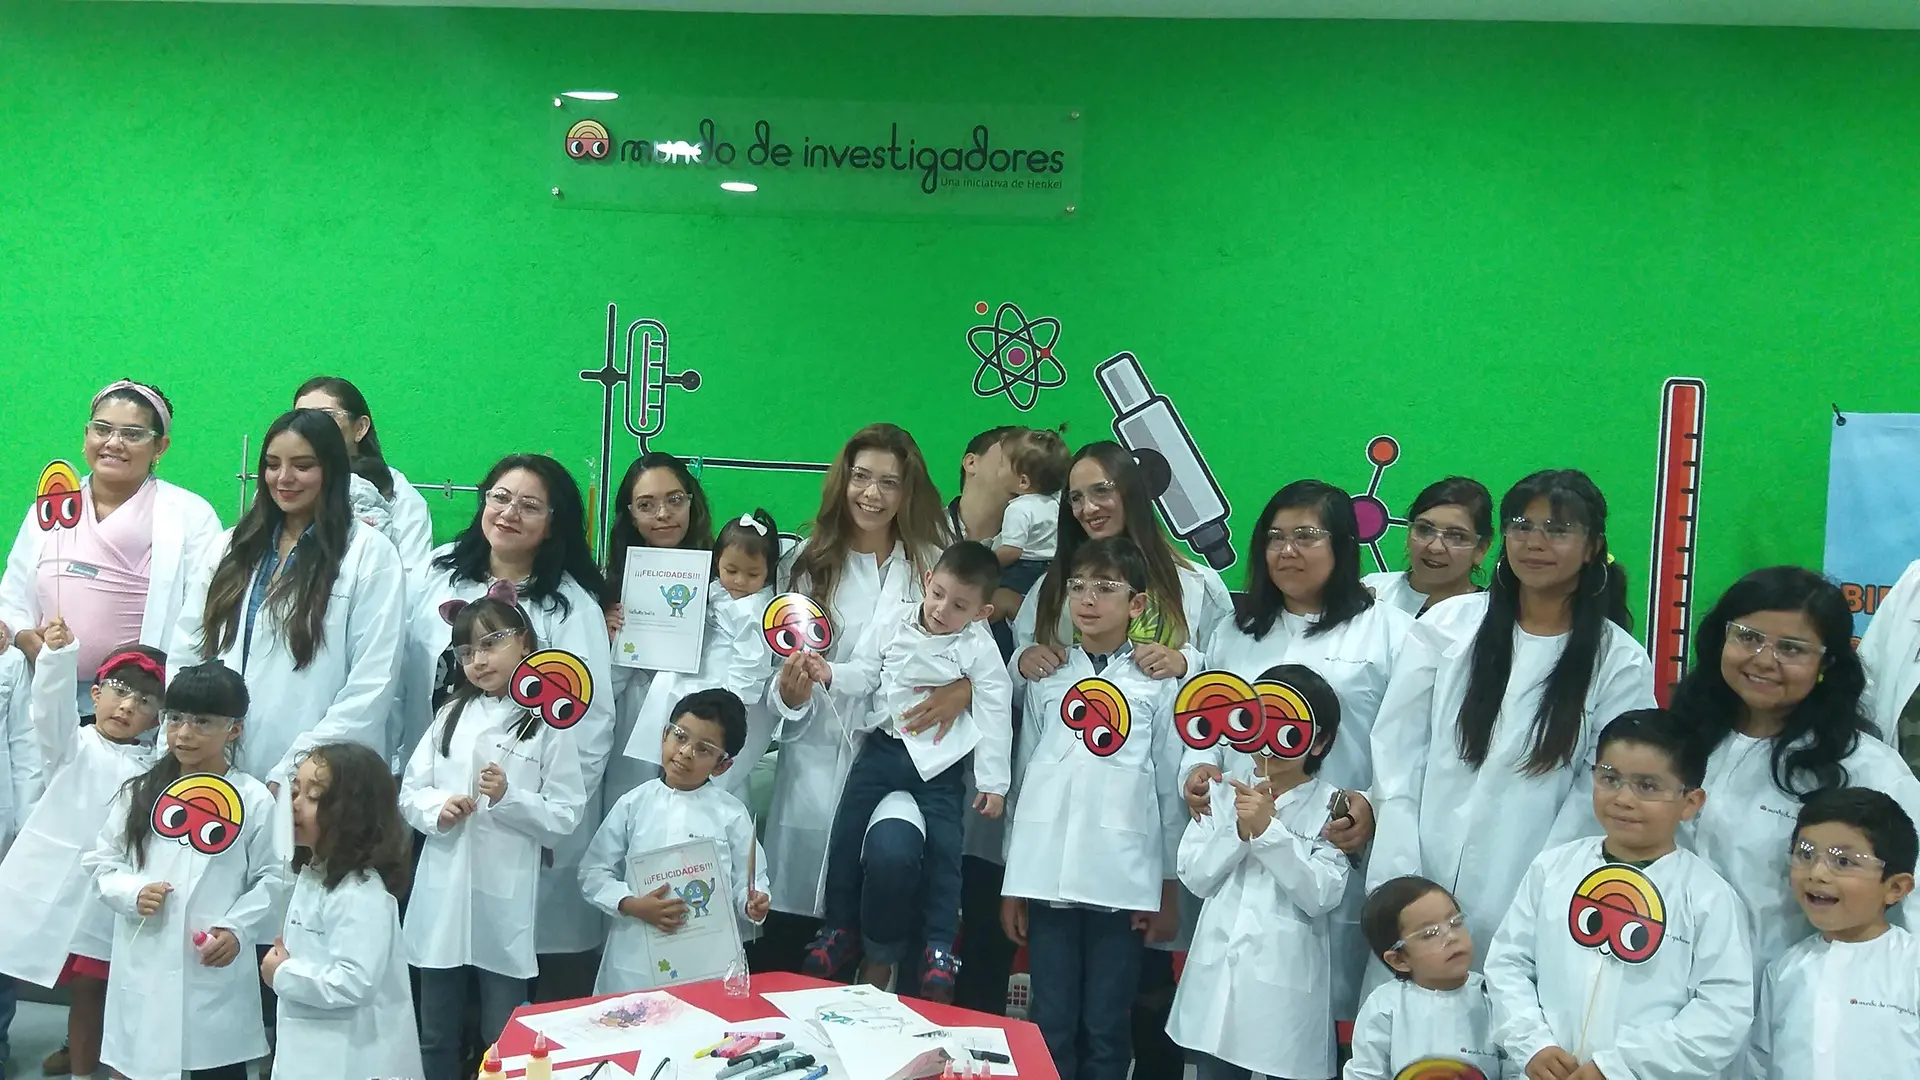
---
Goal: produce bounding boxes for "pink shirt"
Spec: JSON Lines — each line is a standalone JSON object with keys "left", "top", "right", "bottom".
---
{"left": 35, "top": 479, "right": 157, "bottom": 676}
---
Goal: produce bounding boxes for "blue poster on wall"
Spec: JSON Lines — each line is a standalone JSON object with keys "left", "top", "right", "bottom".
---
{"left": 1824, "top": 412, "right": 1920, "bottom": 639}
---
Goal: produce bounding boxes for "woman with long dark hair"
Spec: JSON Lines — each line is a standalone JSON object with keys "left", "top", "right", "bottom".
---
{"left": 1675, "top": 567, "right": 1920, "bottom": 976}
{"left": 397, "top": 453, "right": 611, "bottom": 1002}
{"left": 1361, "top": 476, "right": 1493, "bottom": 617}
{"left": 1179, "top": 480, "right": 1414, "bottom": 1023}
{"left": 1367, "top": 469, "right": 1655, "bottom": 967}
{"left": 171, "top": 409, "right": 406, "bottom": 791}
{"left": 294, "top": 376, "right": 433, "bottom": 580}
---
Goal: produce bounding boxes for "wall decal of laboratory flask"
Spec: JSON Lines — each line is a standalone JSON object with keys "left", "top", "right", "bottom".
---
{"left": 1094, "top": 352, "right": 1236, "bottom": 571}
{"left": 1351, "top": 435, "right": 1410, "bottom": 574}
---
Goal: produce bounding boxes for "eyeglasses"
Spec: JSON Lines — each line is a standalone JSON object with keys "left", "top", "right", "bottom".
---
{"left": 848, "top": 467, "right": 902, "bottom": 496}
{"left": 452, "top": 629, "right": 524, "bottom": 665}
{"left": 1065, "top": 577, "right": 1135, "bottom": 599}
{"left": 1391, "top": 911, "right": 1467, "bottom": 952}
{"left": 305, "top": 406, "right": 355, "bottom": 423}
{"left": 1503, "top": 517, "right": 1587, "bottom": 545}
{"left": 1790, "top": 838, "right": 1886, "bottom": 877}
{"left": 1409, "top": 521, "right": 1479, "bottom": 550}
{"left": 665, "top": 723, "right": 727, "bottom": 762}
{"left": 1592, "top": 763, "right": 1692, "bottom": 802}
{"left": 99, "top": 678, "right": 161, "bottom": 713}
{"left": 1265, "top": 527, "right": 1331, "bottom": 553}
{"left": 1726, "top": 621, "right": 1826, "bottom": 667}
{"left": 1066, "top": 481, "right": 1119, "bottom": 508}
{"left": 163, "top": 711, "right": 237, "bottom": 733}
{"left": 84, "top": 420, "right": 158, "bottom": 446}
{"left": 485, "top": 488, "right": 551, "bottom": 519}
{"left": 632, "top": 492, "right": 691, "bottom": 517}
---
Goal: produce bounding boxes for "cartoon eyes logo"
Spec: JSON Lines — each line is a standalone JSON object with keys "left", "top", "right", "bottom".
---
{"left": 762, "top": 593, "right": 833, "bottom": 658}
{"left": 35, "top": 460, "right": 81, "bottom": 532}
{"left": 1247, "top": 680, "right": 1316, "bottom": 759}
{"left": 1395, "top": 1061, "right": 1487, "bottom": 1080}
{"left": 1061, "top": 677, "right": 1131, "bottom": 757}
{"left": 1173, "top": 671, "right": 1316, "bottom": 758}
{"left": 509, "top": 649, "right": 594, "bottom": 730}
{"left": 565, "top": 119, "right": 611, "bottom": 161}
{"left": 151, "top": 773, "right": 245, "bottom": 856}
{"left": 1568, "top": 864, "right": 1667, "bottom": 964}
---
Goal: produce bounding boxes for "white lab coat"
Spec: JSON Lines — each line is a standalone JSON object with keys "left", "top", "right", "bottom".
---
{"left": 1345, "top": 973, "right": 1509, "bottom": 1080}
{"left": 1182, "top": 603, "right": 1414, "bottom": 1019}
{"left": 582, "top": 778, "right": 769, "bottom": 993}
{"left": 1166, "top": 770, "right": 1349, "bottom": 1079}
{"left": 764, "top": 539, "right": 937, "bottom": 917}
{"left": 271, "top": 865, "right": 423, "bottom": 1080}
{"left": 1860, "top": 556, "right": 1920, "bottom": 749}
{"left": 170, "top": 522, "right": 405, "bottom": 787}
{"left": 0, "top": 477, "right": 222, "bottom": 650}
{"left": 0, "top": 649, "right": 38, "bottom": 856}
{"left": 1753, "top": 925, "right": 1920, "bottom": 1080}
{"left": 1363, "top": 570, "right": 1430, "bottom": 618}
{"left": 1368, "top": 593, "right": 1657, "bottom": 968}
{"left": 1680, "top": 728, "right": 1920, "bottom": 981}
{"left": 86, "top": 770, "right": 287, "bottom": 1080}
{"left": 400, "top": 557, "right": 615, "bottom": 954}
{"left": 1485, "top": 838, "right": 1754, "bottom": 1080}
{"left": 400, "top": 693, "right": 584, "bottom": 978}
{"left": 1001, "top": 650, "right": 1185, "bottom": 912}
{"left": 1010, "top": 560, "right": 1234, "bottom": 681}
{"left": 0, "top": 641, "right": 147, "bottom": 987}
{"left": 383, "top": 467, "right": 434, "bottom": 586}
{"left": 620, "top": 582, "right": 775, "bottom": 802}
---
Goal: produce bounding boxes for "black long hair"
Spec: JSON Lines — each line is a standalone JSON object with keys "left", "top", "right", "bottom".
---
{"left": 438, "top": 598, "right": 541, "bottom": 756}
{"left": 603, "top": 452, "right": 715, "bottom": 607}
{"left": 200, "top": 410, "right": 354, "bottom": 669}
{"left": 1033, "top": 442, "right": 1191, "bottom": 649}
{"left": 1670, "top": 567, "right": 1871, "bottom": 798}
{"left": 1237, "top": 480, "right": 1374, "bottom": 640}
{"left": 121, "top": 660, "right": 250, "bottom": 867}
{"left": 292, "top": 741, "right": 413, "bottom": 898}
{"left": 433, "top": 455, "right": 606, "bottom": 617}
{"left": 1455, "top": 469, "right": 1631, "bottom": 775}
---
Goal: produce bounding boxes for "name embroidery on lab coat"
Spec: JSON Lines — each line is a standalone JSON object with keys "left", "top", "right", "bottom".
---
{"left": 1567, "top": 864, "right": 1667, "bottom": 964}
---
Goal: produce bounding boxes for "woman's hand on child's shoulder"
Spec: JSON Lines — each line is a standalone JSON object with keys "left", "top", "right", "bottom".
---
{"left": 1016, "top": 645, "right": 1067, "bottom": 681}
{"left": 1132, "top": 643, "right": 1187, "bottom": 681}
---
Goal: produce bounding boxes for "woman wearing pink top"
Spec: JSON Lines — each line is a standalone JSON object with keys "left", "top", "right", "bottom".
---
{"left": 0, "top": 379, "right": 222, "bottom": 712}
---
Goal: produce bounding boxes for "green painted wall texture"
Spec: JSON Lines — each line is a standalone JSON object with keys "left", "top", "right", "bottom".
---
{"left": 2, "top": 0, "right": 1916, "bottom": 639}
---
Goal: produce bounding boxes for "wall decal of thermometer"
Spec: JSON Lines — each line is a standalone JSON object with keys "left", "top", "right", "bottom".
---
{"left": 1647, "top": 377, "right": 1706, "bottom": 706}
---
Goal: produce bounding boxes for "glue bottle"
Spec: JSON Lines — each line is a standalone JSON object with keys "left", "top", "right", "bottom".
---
{"left": 480, "top": 1045, "right": 504, "bottom": 1080}
{"left": 526, "top": 1033, "right": 552, "bottom": 1080}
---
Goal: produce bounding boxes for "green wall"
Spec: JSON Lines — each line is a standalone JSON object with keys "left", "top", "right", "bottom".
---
{"left": 2, "top": 0, "right": 1915, "bottom": 636}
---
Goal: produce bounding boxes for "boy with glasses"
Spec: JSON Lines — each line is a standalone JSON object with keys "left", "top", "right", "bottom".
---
{"left": 1485, "top": 708, "right": 1753, "bottom": 1080}
{"left": 1348, "top": 874, "right": 1505, "bottom": 1079}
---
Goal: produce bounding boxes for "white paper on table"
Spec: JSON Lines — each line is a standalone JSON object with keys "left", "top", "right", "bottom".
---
{"left": 515, "top": 991, "right": 728, "bottom": 1060}
{"left": 614, "top": 547, "right": 711, "bottom": 672}
{"left": 821, "top": 1027, "right": 952, "bottom": 1080}
{"left": 907, "top": 1026, "right": 1016, "bottom": 1076}
{"left": 624, "top": 837, "right": 742, "bottom": 987}
{"left": 762, "top": 983, "right": 935, "bottom": 1039}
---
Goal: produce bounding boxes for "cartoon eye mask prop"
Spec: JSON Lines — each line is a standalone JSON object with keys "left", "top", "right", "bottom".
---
{"left": 438, "top": 578, "right": 521, "bottom": 626}
{"left": 35, "top": 460, "right": 81, "bottom": 532}
{"left": 510, "top": 649, "right": 595, "bottom": 730}
{"left": 1174, "top": 671, "right": 1317, "bottom": 759}
{"left": 1567, "top": 863, "right": 1667, "bottom": 964}
{"left": 151, "top": 773, "right": 245, "bottom": 856}
{"left": 762, "top": 593, "right": 833, "bottom": 658}
{"left": 1395, "top": 1061, "right": 1487, "bottom": 1080}
{"left": 1061, "top": 676, "right": 1131, "bottom": 757}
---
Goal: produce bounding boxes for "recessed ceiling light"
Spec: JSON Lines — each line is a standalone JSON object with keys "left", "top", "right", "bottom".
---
{"left": 561, "top": 91, "right": 619, "bottom": 101}
{"left": 721, "top": 182, "right": 758, "bottom": 193}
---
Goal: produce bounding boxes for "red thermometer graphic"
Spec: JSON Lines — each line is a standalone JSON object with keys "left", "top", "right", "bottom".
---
{"left": 1646, "top": 377, "right": 1706, "bottom": 707}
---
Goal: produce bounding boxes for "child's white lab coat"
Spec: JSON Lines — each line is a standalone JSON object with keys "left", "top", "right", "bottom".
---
{"left": 1345, "top": 973, "right": 1508, "bottom": 1080}
{"left": 271, "top": 865, "right": 422, "bottom": 1080}
{"left": 1166, "top": 768, "right": 1348, "bottom": 1079}
{"left": 1484, "top": 838, "right": 1754, "bottom": 1080}
{"left": 1368, "top": 593, "right": 1656, "bottom": 967}
{"left": 1680, "top": 729, "right": 1920, "bottom": 979}
{"left": 0, "top": 648, "right": 39, "bottom": 857}
{"left": 581, "top": 778, "right": 769, "bottom": 993}
{"left": 1859, "top": 556, "right": 1920, "bottom": 747}
{"left": 621, "top": 582, "right": 775, "bottom": 801}
{"left": 1753, "top": 925, "right": 1920, "bottom": 1080}
{"left": 400, "top": 694, "right": 584, "bottom": 979}
{"left": 85, "top": 769, "right": 287, "bottom": 1080}
{"left": 0, "top": 642, "right": 146, "bottom": 988}
{"left": 1001, "top": 649, "right": 1184, "bottom": 913}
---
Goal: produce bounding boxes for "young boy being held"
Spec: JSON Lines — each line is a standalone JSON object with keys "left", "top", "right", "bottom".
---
{"left": 582, "top": 689, "right": 771, "bottom": 994}
{"left": 788, "top": 541, "right": 1014, "bottom": 1000}
{"left": 1347, "top": 876, "right": 1506, "bottom": 1080}
{"left": 1166, "top": 663, "right": 1351, "bottom": 1080}
{"left": 1752, "top": 787, "right": 1919, "bottom": 1079}
{"left": 999, "top": 537, "right": 1185, "bottom": 1080}
{"left": 992, "top": 428, "right": 1069, "bottom": 573}
{"left": 1485, "top": 708, "right": 1753, "bottom": 1080}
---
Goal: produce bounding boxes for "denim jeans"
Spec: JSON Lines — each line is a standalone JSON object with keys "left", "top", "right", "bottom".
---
{"left": 953, "top": 856, "right": 1015, "bottom": 1015}
{"left": 1025, "top": 903, "right": 1143, "bottom": 1080}
{"left": 860, "top": 817, "right": 926, "bottom": 968}
{"left": 822, "top": 734, "right": 965, "bottom": 958}
{"left": 416, "top": 965, "right": 526, "bottom": 1080}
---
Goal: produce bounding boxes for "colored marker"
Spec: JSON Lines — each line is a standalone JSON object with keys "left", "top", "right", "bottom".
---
{"left": 743, "top": 1054, "right": 814, "bottom": 1080}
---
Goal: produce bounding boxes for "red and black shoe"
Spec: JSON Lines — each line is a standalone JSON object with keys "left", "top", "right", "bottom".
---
{"left": 801, "top": 927, "right": 861, "bottom": 980}
{"left": 920, "top": 944, "right": 960, "bottom": 1003}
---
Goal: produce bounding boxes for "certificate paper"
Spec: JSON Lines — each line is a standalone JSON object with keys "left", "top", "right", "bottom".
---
{"left": 624, "top": 838, "right": 741, "bottom": 987}
{"left": 613, "top": 546, "right": 710, "bottom": 672}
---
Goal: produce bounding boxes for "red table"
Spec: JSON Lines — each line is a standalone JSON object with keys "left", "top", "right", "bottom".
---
{"left": 498, "top": 973, "right": 1057, "bottom": 1080}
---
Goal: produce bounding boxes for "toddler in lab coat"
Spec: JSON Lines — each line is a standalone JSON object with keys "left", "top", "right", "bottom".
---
{"left": 1753, "top": 787, "right": 1920, "bottom": 1079}
{"left": 261, "top": 741, "right": 421, "bottom": 1080}
{"left": 1485, "top": 708, "right": 1754, "bottom": 1080}
{"left": 1346, "top": 876, "right": 1506, "bottom": 1079}
{"left": 85, "top": 658, "right": 286, "bottom": 1080}
{"left": 1165, "top": 663, "right": 1350, "bottom": 1080}
{"left": 584, "top": 687, "right": 770, "bottom": 993}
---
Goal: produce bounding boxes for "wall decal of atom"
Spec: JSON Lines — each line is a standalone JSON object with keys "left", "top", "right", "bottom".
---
{"left": 967, "top": 301, "right": 1067, "bottom": 411}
